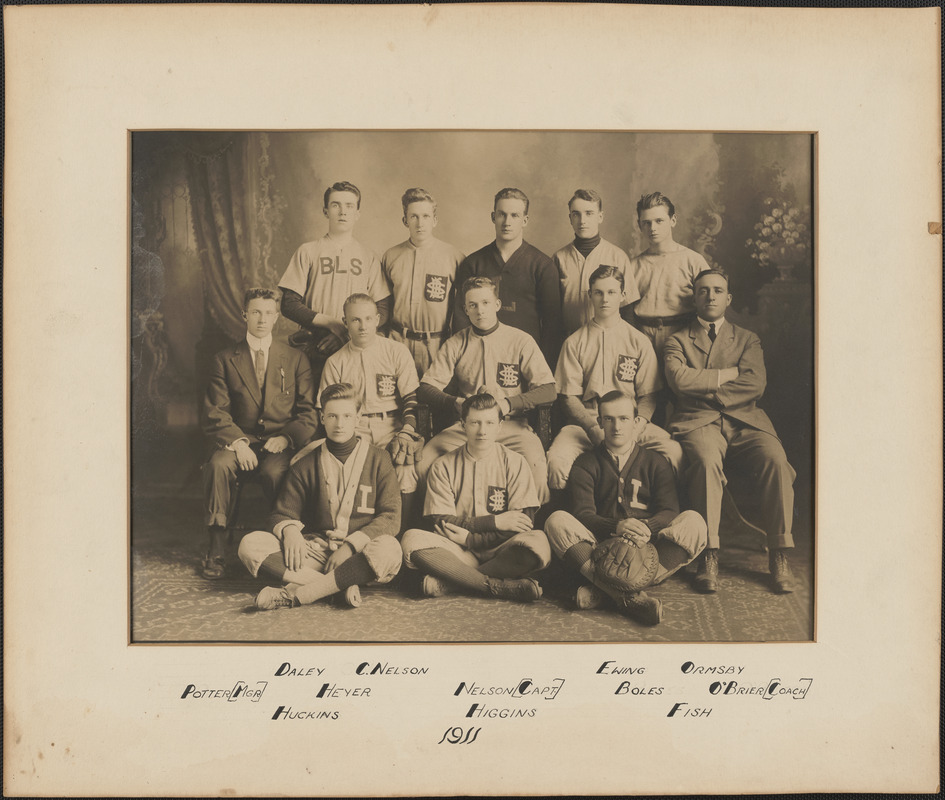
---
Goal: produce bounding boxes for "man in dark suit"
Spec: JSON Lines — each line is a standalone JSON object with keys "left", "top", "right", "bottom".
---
{"left": 200, "top": 288, "right": 318, "bottom": 579}
{"left": 664, "top": 269, "right": 796, "bottom": 594}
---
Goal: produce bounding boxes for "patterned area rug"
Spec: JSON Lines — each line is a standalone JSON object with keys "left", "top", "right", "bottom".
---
{"left": 132, "top": 497, "right": 813, "bottom": 643}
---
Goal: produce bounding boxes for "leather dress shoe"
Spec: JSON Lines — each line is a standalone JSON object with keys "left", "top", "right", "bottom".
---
{"left": 769, "top": 550, "right": 796, "bottom": 593}
{"left": 694, "top": 549, "right": 719, "bottom": 593}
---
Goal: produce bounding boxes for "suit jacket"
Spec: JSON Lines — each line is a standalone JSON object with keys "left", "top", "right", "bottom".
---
{"left": 663, "top": 320, "right": 778, "bottom": 438}
{"left": 203, "top": 339, "right": 318, "bottom": 450}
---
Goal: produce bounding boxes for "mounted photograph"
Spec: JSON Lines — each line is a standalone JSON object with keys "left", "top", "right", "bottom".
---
{"left": 130, "top": 129, "right": 815, "bottom": 644}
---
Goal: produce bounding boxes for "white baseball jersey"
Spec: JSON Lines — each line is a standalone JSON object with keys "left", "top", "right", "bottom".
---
{"left": 424, "top": 442, "right": 540, "bottom": 518}
{"left": 421, "top": 323, "right": 555, "bottom": 403}
{"left": 556, "top": 318, "right": 661, "bottom": 410}
{"left": 553, "top": 238, "right": 640, "bottom": 335}
{"left": 319, "top": 336, "right": 419, "bottom": 415}
{"left": 630, "top": 244, "right": 709, "bottom": 318}
{"left": 279, "top": 235, "right": 389, "bottom": 318}
{"left": 381, "top": 238, "right": 465, "bottom": 332}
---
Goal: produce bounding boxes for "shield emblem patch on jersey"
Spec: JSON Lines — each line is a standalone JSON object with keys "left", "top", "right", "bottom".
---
{"left": 616, "top": 355, "right": 639, "bottom": 383}
{"left": 376, "top": 374, "right": 397, "bottom": 397}
{"left": 424, "top": 274, "right": 448, "bottom": 302}
{"left": 487, "top": 486, "right": 509, "bottom": 513}
{"left": 496, "top": 362, "right": 521, "bottom": 388}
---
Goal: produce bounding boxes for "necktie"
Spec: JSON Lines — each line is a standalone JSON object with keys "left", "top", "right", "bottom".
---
{"left": 708, "top": 323, "right": 717, "bottom": 342}
{"left": 254, "top": 348, "right": 266, "bottom": 389}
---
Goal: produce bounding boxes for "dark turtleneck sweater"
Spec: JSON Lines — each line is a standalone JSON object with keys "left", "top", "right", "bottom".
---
{"left": 574, "top": 233, "right": 601, "bottom": 259}
{"left": 326, "top": 435, "right": 358, "bottom": 463}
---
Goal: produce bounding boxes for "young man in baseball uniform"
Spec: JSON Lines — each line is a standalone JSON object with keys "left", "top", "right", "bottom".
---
{"left": 418, "top": 276, "right": 556, "bottom": 504}
{"left": 200, "top": 288, "right": 319, "bottom": 580}
{"left": 664, "top": 268, "right": 796, "bottom": 594}
{"left": 547, "top": 265, "right": 683, "bottom": 494}
{"left": 452, "top": 187, "right": 563, "bottom": 368}
{"left": 544, "top": 391, "right": 706, "bottom": 625}
{"left": 238, "top": 382, "right": 403, "bottom": 610}
{"left": 629, "top": 192, "right": 711, "bottom": 359}
{"left": 310, "top": 293, "right": 424, "bottom": 530}
{"left": 278, "top": 181, "right": 391, "bottom": 384}
{"left": 401, "top": 394, "right": 552, "bottom": 602}
{"left": 553, "top": 189, "right": 640, "bottom": 337}
{"left": 381, "top": 188, "right": 465, "bottom": 376}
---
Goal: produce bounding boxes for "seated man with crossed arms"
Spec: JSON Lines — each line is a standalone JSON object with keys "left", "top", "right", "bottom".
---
{"left": 544, "top": 391, "right": 706, "bottom": 626}
{"left": 238, "top": 382, "right": 402, "bottom": 611}
{"left": 418, "top": 276, "right": 556, "bottom": 503}
{"left": 312, "top": 293, "right": 424, "bottom": 529}
{"left": 664, "top": 268, "right": 796, "bottom": 594}
{"left": 548, "top": 264, "right": 683, "bottom": 495}
{"left": 401, "top": 393, "right": 551, "bottom": 603}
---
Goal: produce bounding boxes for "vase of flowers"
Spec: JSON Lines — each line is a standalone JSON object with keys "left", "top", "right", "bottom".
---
{"left": 746, "top": 197, "right": 811, "bottom": 282}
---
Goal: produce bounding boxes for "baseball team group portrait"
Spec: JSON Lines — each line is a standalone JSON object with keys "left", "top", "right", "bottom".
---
{"left": 131, "top": 130, "right": 815, "bottom": 643}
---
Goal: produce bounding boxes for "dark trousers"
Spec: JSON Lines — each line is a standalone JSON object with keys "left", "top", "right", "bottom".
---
{"left": 202, "top": 444, "right": 292, "bottom": 528}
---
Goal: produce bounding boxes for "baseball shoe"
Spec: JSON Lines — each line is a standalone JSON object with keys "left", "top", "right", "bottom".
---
{"left": 254, "top": 586, "right": 296, "bottom": 611}
{"left": 421, "top": 574, "right": 453, "bottom": 597}
{"left": 200, "top": 554, "right": 225, "bottom": 580}
{"left": 768, "top": 550, "right": 796, "bottom": 593}
{"left": 486, "top": 577, "right": 542, "bottom": 603}
{"left": 614, "top": 591, "right": 663, "bottom": 626}
{"left": 575, "top": 584, "right": 604, "bottom": 610}
{"left": 343, "top": 585, "right": 362, "bottom": 607}
{"left": 693, "top": 549, "right": 719, "bottom": 593}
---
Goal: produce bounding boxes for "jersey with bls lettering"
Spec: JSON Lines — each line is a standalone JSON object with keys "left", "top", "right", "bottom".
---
{"left": 279, "top": 235, "right": 389, "bottom": 319}
{"left": 424, "top": 442, "right": 539, "bottom": 519}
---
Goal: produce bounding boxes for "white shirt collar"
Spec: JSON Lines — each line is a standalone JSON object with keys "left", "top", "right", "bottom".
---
{"left": 246, "top": 332, "right": 273, "bottom": 352}
{"left": 605, "top": 442, "right": 636, "bottom": 470}
{"left": 697, "top": 316, "right": 726, "bottom": 334}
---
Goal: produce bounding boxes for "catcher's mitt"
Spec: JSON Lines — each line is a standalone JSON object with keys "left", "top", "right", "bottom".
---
{"left": 591, "top": 534, "right": 659, "bottom": 594}
{"left": 387, "top": 429, "right": 424, "bottom": 466}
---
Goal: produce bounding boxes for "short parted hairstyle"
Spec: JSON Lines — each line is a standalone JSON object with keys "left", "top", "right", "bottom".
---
{"left": 243, "top": 287, "right": 281, "bottom": 309}
{"left": 692, "top": 267, "right": 731, "bottom": 291}
{"left": 588, "top": 263, "right": 625, "bottom": 292}
{"left": 324, "top": 181, "right": 362, "bottom": 209}
{"left": 598, "top": 388, "right": 636, "bottom": 415}
{"left": 569, "top": 188, "right": 603, "bottom": 211}
{"left": 343, "top": 292, "right": 377, "bottom": 315}
{"left": 401, "top": 187, "right": 437, "bottom": 214}
{"left": 494, "top": 187, "right": 529, "bottom": 214}
{"left": 462, "top": 275, "right": 500, "bottom": 302}
{"left": 320, "top": 382, "right": 363, "bottom": 411}
{"left": 636, "top": 191, "right": 676, "bottom": 219}
{"left": 461, "top": 392, "right": 501, "bottom": 421}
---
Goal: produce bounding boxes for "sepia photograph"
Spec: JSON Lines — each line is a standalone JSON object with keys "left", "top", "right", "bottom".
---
{"left": 131, "top": 130, "right": 815, "bottom": 643}
{"left": 5, "top": 4, "right": 939, "bottom": 796}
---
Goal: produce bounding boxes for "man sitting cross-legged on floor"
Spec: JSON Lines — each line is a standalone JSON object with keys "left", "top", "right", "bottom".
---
{"left": 544, "top": 391, "right": 707, "bottom": 625}
{"left": 400, "top": 393, "right": 552, "bottom": 603}
{"left": 238, "top": 382, "right": 403, "bottom": 610}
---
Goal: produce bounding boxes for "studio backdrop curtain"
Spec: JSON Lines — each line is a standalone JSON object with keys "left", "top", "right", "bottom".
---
{"left": 185, "top": 132, "right": 286, "bottom": 341}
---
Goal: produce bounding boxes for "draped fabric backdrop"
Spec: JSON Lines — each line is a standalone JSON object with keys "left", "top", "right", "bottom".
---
{"left": 185, "top": 132, "right": 287, "bottom": 342}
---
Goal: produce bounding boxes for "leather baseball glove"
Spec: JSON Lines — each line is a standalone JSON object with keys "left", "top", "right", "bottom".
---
{"left": 591, "top": 533, "right": 660, "bottom": 594}
{"left": 387, "top": 429, "right": 424, "bottom": 466}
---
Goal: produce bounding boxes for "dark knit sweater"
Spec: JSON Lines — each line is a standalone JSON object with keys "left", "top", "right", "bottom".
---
{"left": 567, "top": 442, "right": 679, "bottom": 539}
